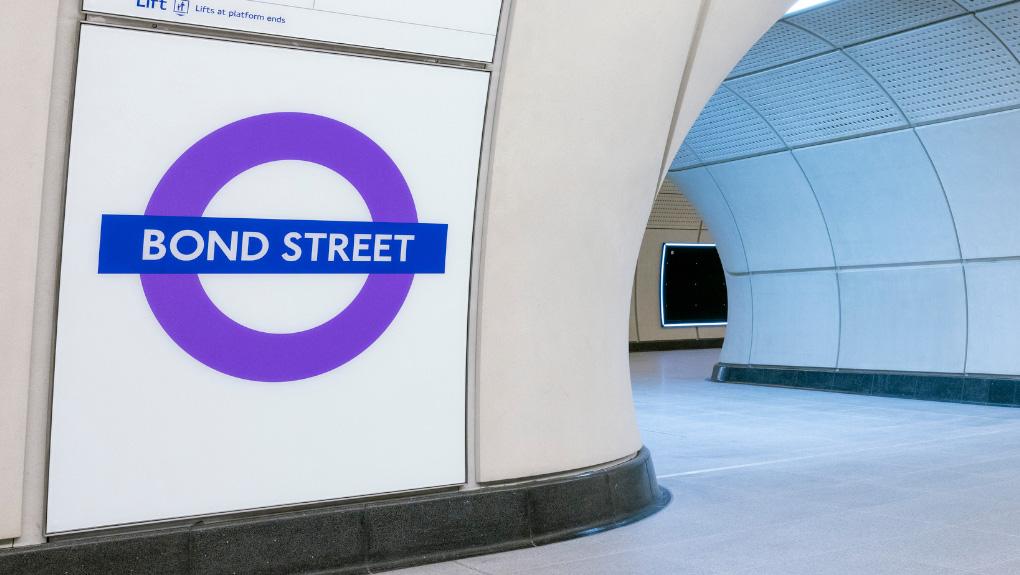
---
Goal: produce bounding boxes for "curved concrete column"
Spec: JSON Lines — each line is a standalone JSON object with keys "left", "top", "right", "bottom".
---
{"left": 476, "top": 0, "right": 792, "bottom": 482}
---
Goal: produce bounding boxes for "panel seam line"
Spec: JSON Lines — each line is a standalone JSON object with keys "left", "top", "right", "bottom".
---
{"left": 719, "top": 83, "right": 842, "bottom": 368}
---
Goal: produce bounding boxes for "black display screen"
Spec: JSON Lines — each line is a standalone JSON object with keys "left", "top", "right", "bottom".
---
{"left": 660, "top": 244, "right": 727, "bottom": 327}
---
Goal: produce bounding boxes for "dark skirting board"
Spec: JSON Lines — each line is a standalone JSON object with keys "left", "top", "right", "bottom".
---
{"left": 0, "top": 447, "right": 669, "bottom": 575}
{"left": 714, "top": 364, "right": 1020, "bottom": 407}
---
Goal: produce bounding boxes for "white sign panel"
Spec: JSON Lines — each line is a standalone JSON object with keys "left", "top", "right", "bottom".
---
{"left": 48, "top": 25, "right": 488, "bottom": 533}
{"left": 83, "top": 0, "right": 503, "bottom": 62}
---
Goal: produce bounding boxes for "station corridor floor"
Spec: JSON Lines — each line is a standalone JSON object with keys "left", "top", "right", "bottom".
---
{"left": 396, "top": 349, "right": 1020, "bottom": 574}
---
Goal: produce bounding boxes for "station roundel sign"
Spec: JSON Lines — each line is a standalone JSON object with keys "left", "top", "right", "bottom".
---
{"left": 137, "top": 112, "right": 419, "bottom": 382}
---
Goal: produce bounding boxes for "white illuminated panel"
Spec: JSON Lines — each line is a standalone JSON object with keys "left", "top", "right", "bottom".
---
{"left": 48, "top": 25, "right": 489, "bottom": 533}
{"left": 659, "top": 243, "right": 728, "bottom": 328}
{"left": 83, "top": 0, "right": 502, "bottom": 62}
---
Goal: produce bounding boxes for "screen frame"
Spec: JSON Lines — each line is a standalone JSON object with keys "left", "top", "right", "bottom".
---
{"left": 659, "top": 242, "right": 728, "bottom": 328}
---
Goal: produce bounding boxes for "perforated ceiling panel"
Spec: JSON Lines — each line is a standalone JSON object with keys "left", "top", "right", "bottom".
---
{"left": 683, "top": 86, "right": 786, "bottom": 163}
{"left": 787, "top": 0, "right": 965, "bottom": 47}
{"left": 849, "top": 16, "right": 1020, "bottom": 123}
{"left": 727, "top": 52, "right": 907, "bottom": 147}
{"left": 647, "top": 180, "right": 703, "bottom": 230}
{"left": 670, "top": 143, "right": 703, "bottom": 171}
{"left": 979, "top": 3, "right": 1020, "bottom": 59}
{"left": 728, "top": 22, "right": 833, "bottom": 78}
{"left": 956, "top": 0, "right": 1015, "bottom": 11}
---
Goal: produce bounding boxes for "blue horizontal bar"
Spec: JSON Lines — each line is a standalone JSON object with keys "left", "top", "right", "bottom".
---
{"left": 98, "top": 214, "right": 447, "bottom": 274}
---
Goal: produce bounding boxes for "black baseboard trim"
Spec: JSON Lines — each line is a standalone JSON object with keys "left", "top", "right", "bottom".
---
{"left": 713, "top": 363, "right": 1020, "bottom": 407}
{"left": 630, "top": 338, "right": 724, "bottom": 353}
{"left": 0, "top": 448, "right": 668, "bottom": 575}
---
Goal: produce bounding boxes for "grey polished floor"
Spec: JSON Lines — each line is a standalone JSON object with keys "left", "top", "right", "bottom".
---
{"left": 395, "top": 349, "right": 1020, "bottom": 574}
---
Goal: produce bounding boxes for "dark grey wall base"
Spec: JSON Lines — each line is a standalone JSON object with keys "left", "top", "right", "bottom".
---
{"left": 630, "top": 338, "right": 724, "bottom": 353}
{"left": 714, "top": 364, "right": 1020, "bottom": 407}
{"left": 0, "top": 448, "right": 668, "bottom": 575}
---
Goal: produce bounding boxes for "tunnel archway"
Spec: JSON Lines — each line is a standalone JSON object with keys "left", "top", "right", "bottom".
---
{"left": 665, "top": 0, "right": 1020, "bottom": 396}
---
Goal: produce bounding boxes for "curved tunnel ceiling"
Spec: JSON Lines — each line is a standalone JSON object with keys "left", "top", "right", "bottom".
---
{"left": 675, "top": 0, "right": 1020, "bottom": 169}
{"left": 667, "top": 0, "right": 1020, "bottom": 377}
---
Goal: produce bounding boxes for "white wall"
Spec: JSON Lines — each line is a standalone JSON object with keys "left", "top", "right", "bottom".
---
{"left": 0, "top": 0, "right": 60, "bottom": 541}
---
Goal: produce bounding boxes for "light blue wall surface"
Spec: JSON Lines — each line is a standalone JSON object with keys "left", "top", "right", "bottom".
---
{"left": 708, "top": 152, "right": 833, "bottom": 272}
{"left": 669, "top": 0, "right": 1020, "bottom": 375}
{"left": 750, "top": 270, "right": 840, "bottom": 368}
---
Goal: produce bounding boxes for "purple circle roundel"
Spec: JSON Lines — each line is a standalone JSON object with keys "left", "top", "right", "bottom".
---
{"left": 141, "top": 112, "right": 416, "bottom": 382}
